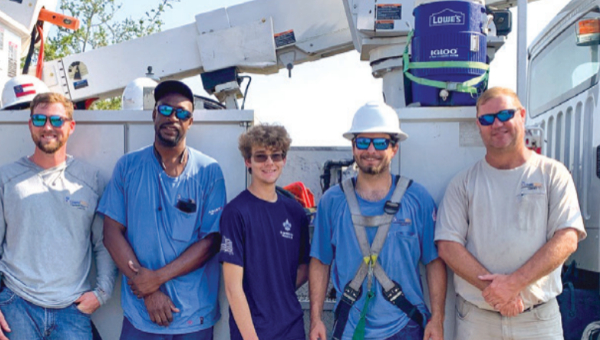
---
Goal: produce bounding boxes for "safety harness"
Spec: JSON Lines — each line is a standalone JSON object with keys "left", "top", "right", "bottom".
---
{"left": 331, "top": 176, "right": 426, "bottom": 340}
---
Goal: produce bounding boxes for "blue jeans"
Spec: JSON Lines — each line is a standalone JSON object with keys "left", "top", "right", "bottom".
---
{"left": 385, "top": 320, "right": 424, "bottom": 340}
{"left": 120, "top": 317, "right": 213, "bottom": 340}
{"left": 0, "top": 286, "right": 91, "bottom": 340}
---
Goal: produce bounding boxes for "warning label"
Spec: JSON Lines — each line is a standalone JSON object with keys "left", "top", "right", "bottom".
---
{"left": 274, "top": 30, "right": 296, "bottom": 48}
{"left": 376, "top": 20, "right": 395, "bottom": 30}
{"left": 68, "top": 61, "right": 89, "bottom": 80}
{"left": 8, "top": 42, "right": 17, "bottom": 78}
{"left": 459, "top": 121, "right": 484, "bottom": 147}
{"left": 377, "top": 4, "right": 402, "bottom": 20}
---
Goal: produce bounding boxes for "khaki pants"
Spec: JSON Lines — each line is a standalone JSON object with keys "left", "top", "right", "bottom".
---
{"left": 455, "top": 295, "right": 563, "bottom": 340}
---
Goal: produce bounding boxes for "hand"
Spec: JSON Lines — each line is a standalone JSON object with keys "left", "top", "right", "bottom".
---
{"left": 497, "top": 295, "right": 524, "bottom": 317}
{"left": 479, "top": 274, "right": 521, "bottom": 308}
{"left": 144, "top": 291, "right": 180, "bottom": 327}
{"left": 75, "top": 292, "right": 101, "bottom": 315}
{"left": 309, "top": 318, "right": 327, "bottom": 340}
{"left": 0, "top": 309, "right": 11, "bottom": 340}
{"left": 423, "top": 318, "right": 443, "bottom": 340}
{"left": 128, "top": 261, "right": 162, "bottom": 298}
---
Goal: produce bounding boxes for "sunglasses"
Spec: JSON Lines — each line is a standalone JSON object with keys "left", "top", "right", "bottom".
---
{"left": 354, "top": 137, "right": 394, "bottom": 150}
{"left": 157, "top": 104, "right": 192, "bottom": 121}
{"left": 31, "top": 114, "right": 71, "bottom": 128}
{"left": 477, "top": 109, "right": 518, "bottom": 126}
{"left": 252, "top": 153, "right": 285, "bottom": 163}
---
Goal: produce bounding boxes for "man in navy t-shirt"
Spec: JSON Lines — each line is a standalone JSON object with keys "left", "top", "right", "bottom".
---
{"left": 219, "top": 124, "right": 310, "bottom": 340}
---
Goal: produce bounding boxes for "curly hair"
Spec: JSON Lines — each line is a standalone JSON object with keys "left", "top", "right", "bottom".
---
{"left": 238, "top": 123, "right": 292, "bottom": 160}
{"left": 30, "top": 93, "right": 74, "bottom": 119}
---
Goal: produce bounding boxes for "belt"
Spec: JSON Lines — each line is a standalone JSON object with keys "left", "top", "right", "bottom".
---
{"left": 457, "top": 295, "right": 548, "bottom": 314}
{"left": 522, "top": 301, "right": 546, "bottom": 313}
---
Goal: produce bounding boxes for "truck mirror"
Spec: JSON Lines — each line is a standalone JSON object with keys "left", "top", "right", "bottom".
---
{"left": 576, "top": 18, "right": 600, "bottom": 46}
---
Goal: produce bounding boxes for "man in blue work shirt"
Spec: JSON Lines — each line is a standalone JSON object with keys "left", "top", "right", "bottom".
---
{"left": 98, "top": 80, "right": 226, "bottom": 339}
{"left": 219, "top": 124, "right": 310, "bottom": 340}
{"left": 309, "top": 102, "right": 446, "bottom": 340}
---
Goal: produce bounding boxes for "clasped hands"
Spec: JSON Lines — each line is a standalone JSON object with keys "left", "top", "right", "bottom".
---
{"left": 479, "top": 273, "right": 524, "bottom": 317}
{"left": 128, "top": 261, "right": 179, "bottom": 327}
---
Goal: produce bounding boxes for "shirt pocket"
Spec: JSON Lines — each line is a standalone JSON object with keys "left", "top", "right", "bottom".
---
{"left": 171, "top": 208, "right": 198, "bottom": 242}
{"left": 386, "top": 226, "right": 419, "bottom": 259}
{"left": 517, "top": 193, "right": 547, "bottom": 231}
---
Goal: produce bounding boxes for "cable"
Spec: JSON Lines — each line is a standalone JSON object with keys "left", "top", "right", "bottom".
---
{"left": 22, "top": 25, "right": 38, "bottom": 75}
{"left": 239, "top": 75, "right": 252, "bottom": 110}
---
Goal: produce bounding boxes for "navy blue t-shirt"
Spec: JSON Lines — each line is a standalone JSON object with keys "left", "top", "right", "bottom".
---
{"left": 219, "top": 189, "right": 310, "bottom": 340}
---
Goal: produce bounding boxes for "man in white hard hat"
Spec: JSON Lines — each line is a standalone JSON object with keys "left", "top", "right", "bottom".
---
{"left": 0, "top": 92, "right": 117, "bottom": 339}
{"left": 435, "top": 87, "right": 586, "bottom": 339}
{"left": 309, "top": 102, "right": 446, "bottom": 340}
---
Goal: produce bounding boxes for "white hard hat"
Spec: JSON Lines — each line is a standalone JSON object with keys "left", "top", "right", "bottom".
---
{"left": 122, "top": 77, "right": 158, "bottom": 110}
{"left": 1, "top": 75, "right": 50, "bottom": 110}
{"left": 343, "top": 101, "right": 408, "bottom": 141}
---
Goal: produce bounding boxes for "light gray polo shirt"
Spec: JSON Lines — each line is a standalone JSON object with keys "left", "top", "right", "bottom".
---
{"left": 0, "top": 156, "right": 117, "bottom": 308}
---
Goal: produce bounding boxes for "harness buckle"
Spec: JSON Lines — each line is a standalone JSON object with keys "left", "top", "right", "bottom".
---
{"left": 384, "top": 201, "right": 400, "bottom": 215}
{"left": 383, "top": 281, "right": 404, "bottom": 302}
{"left": 342, "top": 284, "right": 362, "bottom": 304}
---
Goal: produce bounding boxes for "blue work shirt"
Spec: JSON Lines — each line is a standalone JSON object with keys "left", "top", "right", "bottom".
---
{"left": 310, "top": 175, "right": 438, "bottom": 340}
{"left": 98, "top": 145, "right": 226, "bottom": 334}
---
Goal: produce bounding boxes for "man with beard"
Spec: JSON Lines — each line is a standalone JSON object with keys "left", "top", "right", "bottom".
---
{"left": 435, "top": 87, "right": 586, "bottom": 339}
{"left": 309, "top": 102, "right": 446, "bottom": 340}
{"left": 0, "top": 92, "right": 117, "bottom": 339}
{"left": 99, "top": 80, "right": 226, "bottom": 339}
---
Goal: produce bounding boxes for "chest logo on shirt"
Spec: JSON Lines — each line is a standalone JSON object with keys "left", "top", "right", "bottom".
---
{"left": 280, "top": 219, "right": 294, "bottom": 240}
{"left": 209, "top": 206, "right": 223, "bottom": 216}
{"left": 65, "top": 197, "right": 89, "bottom": 211}
{"left": 221, "top": 236, "right": 234, "bottom": 255}
{"left": 521, "top": 181, "right": 543, "bottom": 192}
{"left": 392, "top": 217, "right": 412, "bottom": 226}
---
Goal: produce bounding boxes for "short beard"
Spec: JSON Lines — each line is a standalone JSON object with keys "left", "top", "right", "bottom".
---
{"left": 355, "top": 154, "right": 389, "bottom": 175}
{"left": 156, "top": 124, "right": 182, "bottom": 147}
{"left": 32, "top": 133, "right": 63, "bottom": 154}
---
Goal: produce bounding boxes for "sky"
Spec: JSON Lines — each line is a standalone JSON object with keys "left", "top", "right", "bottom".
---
{"left": 110, "top": 0, "right": 570, "bottom": 146}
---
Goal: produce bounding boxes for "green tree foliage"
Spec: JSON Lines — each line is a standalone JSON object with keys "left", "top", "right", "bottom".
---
{"left": 44, "top": 0, "right": 175, "bottom": 109}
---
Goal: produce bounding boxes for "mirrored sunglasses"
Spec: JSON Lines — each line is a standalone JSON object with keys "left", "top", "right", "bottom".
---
{"left": 354, "top": 137, "right": 393, "bottom": 150}
{"left": 31, "top": 114, "right": 71, "bottom": 128}
{"left": 478, "top": 109, "right": 517, "bottom": 126}
{"left": 157, "top": 104, "right": 192, "bottom": 121}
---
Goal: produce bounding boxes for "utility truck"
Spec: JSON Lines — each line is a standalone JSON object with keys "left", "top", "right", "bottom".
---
{"left": 0, "top": 0, "right": 598, "bottom": 339}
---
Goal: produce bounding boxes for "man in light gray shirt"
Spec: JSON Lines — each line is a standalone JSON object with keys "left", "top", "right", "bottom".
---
{"left": 0, "top": 92, "right": 117, "bottom": 340}
{"left": 435, "top": 87, "right": 586, "bottom": 340}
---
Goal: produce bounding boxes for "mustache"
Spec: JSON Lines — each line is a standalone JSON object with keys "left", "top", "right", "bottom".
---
{"left": 359, "top": 154, "right": 383, "bottom": 160}
{"left": 160, "top": 122, "right": 181, "bottom": 129}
